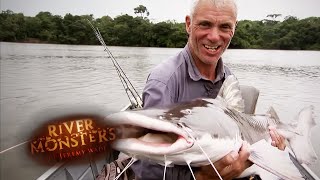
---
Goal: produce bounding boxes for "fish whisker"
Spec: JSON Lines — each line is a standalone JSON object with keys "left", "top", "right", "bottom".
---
{"left": 163, "top": 157, "right": 171, "bottom": 180}
{"left": 178, "top": 123, "right": 223, "bottom": 180}
{"left": 114, "top": 157, "right": 136, "bottom": 180}
{"left": 186, "top": 161, "right": 196, "bottom": 180}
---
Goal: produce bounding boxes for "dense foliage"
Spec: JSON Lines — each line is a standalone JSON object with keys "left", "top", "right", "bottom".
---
{"left": 1, "top": 10, "right": 319, "bottom": 50}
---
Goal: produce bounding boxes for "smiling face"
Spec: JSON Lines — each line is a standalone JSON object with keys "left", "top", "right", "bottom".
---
{"left": 186, "top": 0, "right": 237, "bottom": 66}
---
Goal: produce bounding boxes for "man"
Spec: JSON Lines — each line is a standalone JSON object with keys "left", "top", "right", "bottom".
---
{"left": 131, "top": 0, "right": 286, "bottom": 179}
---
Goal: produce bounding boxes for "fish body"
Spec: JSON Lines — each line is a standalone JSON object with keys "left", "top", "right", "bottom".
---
{"left": 105, "top": 75, "right": 317, "bottom": 179}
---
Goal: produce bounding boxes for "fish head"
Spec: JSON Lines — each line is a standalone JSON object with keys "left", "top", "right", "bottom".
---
{"left": 106, "top": 108, "right": 194, "bottom": 159}
{"left": 105, "top": 98, "right": 242, "bottom": 166}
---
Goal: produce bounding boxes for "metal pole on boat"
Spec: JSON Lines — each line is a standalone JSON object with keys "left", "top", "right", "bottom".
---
{"left": 87, "top": 20, "right": 143, "bottom": 109}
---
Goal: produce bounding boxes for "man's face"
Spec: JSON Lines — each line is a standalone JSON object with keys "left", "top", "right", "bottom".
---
{"left": 186, "top": 2, "right": 237, "bottom": 65}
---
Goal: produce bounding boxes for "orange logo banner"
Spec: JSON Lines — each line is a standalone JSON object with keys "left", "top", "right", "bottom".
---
{"left": 29, "top": 115, "right": 116, "bottom": 163}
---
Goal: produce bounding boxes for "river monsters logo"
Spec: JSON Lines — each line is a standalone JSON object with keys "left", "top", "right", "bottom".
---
{"left": 29, "top": 115, "right": 116, "bottom": 163}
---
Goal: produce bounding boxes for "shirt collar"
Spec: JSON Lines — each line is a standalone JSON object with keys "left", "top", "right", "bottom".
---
{"left": 182, "top": 44, "right": 226, "bottom": 83}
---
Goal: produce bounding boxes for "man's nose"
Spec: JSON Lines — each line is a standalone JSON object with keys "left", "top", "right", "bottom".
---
{"left": 207, "top": 27, "right": 220, "bottom": 42}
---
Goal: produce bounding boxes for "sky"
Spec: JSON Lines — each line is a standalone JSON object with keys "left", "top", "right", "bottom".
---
{"left": 1, "top": 0, "right": 320, "bottom": 22}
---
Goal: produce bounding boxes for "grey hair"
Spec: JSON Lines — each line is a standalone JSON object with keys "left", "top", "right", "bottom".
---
{"left": 189, "top": 0, "right": 238, "bottom": 19}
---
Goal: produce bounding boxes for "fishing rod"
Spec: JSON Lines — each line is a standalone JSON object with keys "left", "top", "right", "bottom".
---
{"left": 87, "top": 20, "right": 143, "bottom": 109}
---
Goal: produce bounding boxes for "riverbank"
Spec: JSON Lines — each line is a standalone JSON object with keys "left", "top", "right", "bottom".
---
{"left": 1, "top": 10, "right": 320, "bottom": 50}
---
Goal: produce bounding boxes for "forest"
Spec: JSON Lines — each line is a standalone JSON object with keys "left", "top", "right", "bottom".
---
{"left": 1, "top": 9, "right": 320, "bottom": 50}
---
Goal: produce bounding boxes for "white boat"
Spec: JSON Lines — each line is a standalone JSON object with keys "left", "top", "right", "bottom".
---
{"left": 33, "top": 85, "right": 319, "bottom": 180}
{"left": 23, "top": 22, "right": 319, "bottom": 180}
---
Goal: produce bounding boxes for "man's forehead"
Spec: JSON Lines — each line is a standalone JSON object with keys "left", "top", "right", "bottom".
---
{"left": 193, "top": 0, "right": 237, "bottom": 19}
{"left": 193, "top": 3, "right": 237, "bottom": 22}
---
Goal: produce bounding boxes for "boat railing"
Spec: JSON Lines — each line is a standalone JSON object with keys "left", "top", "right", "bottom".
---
{"left": 2, "top": 91, "right": 319, "bottom": 180}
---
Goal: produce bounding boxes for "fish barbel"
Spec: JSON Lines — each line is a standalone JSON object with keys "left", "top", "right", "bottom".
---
{"left": 105, "top": 75, "right": 317, "bottom": 180}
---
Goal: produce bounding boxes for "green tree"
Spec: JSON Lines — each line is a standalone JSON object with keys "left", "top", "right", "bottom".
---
{"left": 134, "top": 5, "right": 149, "bottom": 18}
{"left": 151, "top": 22, "right": 174, "bottom": 47}
{"left": 113, "top": 14, "right": 134, "bottom": 46}
{"left": 35, "top": 12, "right": 57, "bottom": 42}
{"left": 0, "top": 10, "right": 26, "bottom": 41}
{"left": 25, "top": 16, "right": 41, "bottom": 38}
{"left": 1, "top": 10, "right": 319, "bottom": 50}
{"left": 266, "top": 14, "right": 282, "bottom": 21}
{"left": 96, "top": 16, "right": 115, "bottom": 45}
{"left": 168, "top": 22, "right": 187, "bottom": 47}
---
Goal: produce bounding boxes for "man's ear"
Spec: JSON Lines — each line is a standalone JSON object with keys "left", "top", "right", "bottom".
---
{"left": 185, "top": 15, "right": 191, "bottom": 34}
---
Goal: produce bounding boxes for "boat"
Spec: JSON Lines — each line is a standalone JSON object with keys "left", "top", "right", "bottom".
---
{"left": 34, "top": 85, "right": 319, "bottom": 180}
{"left": 2, "top": 22, "right": 318, "bottom": 180}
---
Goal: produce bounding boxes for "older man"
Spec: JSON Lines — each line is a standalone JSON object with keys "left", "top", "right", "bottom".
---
{"left": 131, "top": 0, "right": 285, "bottom": 179}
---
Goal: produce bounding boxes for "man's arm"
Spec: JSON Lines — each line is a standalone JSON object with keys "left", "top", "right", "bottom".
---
{"left": 142, "top": 79, "right": 174, "bottom": 108}
{"left": 269, "top": 126, "right": 286, "bottom": 150}
{"left": 195, "top": 142, "right": 252, "bottom": 180}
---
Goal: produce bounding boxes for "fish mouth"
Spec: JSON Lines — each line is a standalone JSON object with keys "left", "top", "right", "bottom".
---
{"left": 105, "top": 111, "right": 194, "bottom": 155}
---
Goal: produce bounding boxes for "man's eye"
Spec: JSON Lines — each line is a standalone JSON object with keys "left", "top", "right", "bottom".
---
{"left": 221, "top": 24, "right": 232, "bottom": 30}
{"left": 199, "top": 22, "right": 210, "bottom": 28}
{"left": 222, "top": 25, "right": 229, "bottom": 28}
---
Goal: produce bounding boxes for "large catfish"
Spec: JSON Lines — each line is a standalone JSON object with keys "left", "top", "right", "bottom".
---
{"left": 105, "top": 75, "right": 317, "bottom": 180}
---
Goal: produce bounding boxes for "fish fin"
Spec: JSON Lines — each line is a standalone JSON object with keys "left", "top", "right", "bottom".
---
{"left": 218, "top": 75, "right": 245, "bottom": 112}
{"left": 266, "top": 106, "right": 281, "bottom": 125}
{"left": 286, "top": 105, "right": 318, "bottom": 165}
{"left": 266, "top": 107, "right": 301, "bottom": 137}
{"left": 249, "top": 139, "right": 304, "bottom": 180}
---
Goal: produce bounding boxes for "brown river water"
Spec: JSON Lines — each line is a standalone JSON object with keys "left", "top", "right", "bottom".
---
{"left": 1, "top": 42, "right": 320, "bottom": 179}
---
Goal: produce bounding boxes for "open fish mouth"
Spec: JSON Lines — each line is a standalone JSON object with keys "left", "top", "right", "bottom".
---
{"left": 105, "top": 111, "right": 194, "bottom": 155}
{"left": 101, "top": 75, "right": 317, "bottom": 180}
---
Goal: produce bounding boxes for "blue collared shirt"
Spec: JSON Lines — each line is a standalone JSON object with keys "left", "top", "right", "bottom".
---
{"left": 131, "top": 44, "right": 233, "bottom": 180}
{"left": 143, "top": 44, "right": 232, "bottom": 108}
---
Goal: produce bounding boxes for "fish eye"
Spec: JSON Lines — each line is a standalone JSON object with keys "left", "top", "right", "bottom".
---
{"left": 212, "top": 134, "right": 219, "bottom": 138}
{"left": 181, "top": 109, "right": 192, "bottom": 115}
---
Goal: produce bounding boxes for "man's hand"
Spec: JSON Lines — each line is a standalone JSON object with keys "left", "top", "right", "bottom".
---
{"left": 268, "top": 126, "right": 286, "bottom": 150}
{"left": 195, "top": 141, "right": 252, "bottom": 180}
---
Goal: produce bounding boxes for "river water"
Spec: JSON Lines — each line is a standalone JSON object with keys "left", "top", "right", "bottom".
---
{"left": 1, "top": 42, "right": 320, "bottom": 178}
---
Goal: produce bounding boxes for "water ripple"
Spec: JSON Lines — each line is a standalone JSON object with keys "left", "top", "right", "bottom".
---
{"left": 227, "top": 63, "right": 320, "bottom": 79}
